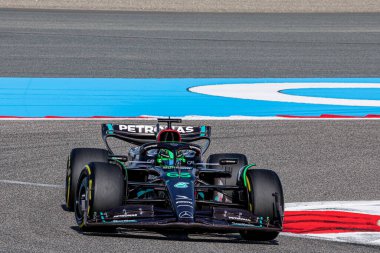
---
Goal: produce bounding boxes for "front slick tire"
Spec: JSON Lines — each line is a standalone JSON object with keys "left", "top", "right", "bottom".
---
{"left": 65, "top": 148, "right": 109, "bottom": 211}
{"left": 240, "top": 169, "right": 284, "bottom": 241}
{"left": 75, "top": 162, "right": 124, "bottom": 232}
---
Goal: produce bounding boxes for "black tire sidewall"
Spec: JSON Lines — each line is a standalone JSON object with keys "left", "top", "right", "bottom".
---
{"left": 75, "top": 162, "right": 125, "bottom": 229}
{"left": 240, "top": 169, "right": 283, "bottom": 241}
{"left": 90, "top": 162, "right": 125, "bottom": 212}
{"left": 66, "top": 148, "right": 109, "bottom": 211}
{"left": 75, "top": 168, "right": 90, "bottom": 228}
{"left": 246, "top": 169, "right": 284, "bottom": 222}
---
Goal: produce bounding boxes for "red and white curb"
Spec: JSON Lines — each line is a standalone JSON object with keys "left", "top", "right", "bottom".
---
{"left": 283, "top": 201, "right": 380, "bottom": 246}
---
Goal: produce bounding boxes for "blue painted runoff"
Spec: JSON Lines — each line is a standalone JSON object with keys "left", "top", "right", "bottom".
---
{"left": 0, "top": 78, "right": 379, "bottom": 117}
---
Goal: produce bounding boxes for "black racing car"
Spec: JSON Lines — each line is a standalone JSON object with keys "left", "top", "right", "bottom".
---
{"left": 65, "top": 118, "right": 284, "bottom": 241}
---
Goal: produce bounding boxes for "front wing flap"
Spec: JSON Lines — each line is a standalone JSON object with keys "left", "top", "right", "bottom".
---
{"left": 85, "top": 205, "right": 282, "bottom": 233}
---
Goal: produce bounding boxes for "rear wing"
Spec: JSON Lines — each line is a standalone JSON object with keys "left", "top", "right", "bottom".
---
{"left": 101, "top": 124, "right": 211, "bottom": 152}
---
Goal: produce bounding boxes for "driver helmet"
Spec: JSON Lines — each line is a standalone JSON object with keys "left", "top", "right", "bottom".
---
{"left": 156, "top": 149, "right": 175, "bottom": 166}
{"left": 156, "top": 149, "right": 187, "bottom": 166}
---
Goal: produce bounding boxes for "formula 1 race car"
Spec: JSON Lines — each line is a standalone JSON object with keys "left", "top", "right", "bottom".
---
{"left": 65, "top": 118, "right": 284, "bottom": 241}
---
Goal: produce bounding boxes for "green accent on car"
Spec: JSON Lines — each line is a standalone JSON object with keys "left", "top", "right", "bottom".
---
{"left": 242, "top": 163, "right": 256, "bottom": 187}
{"left": 200, "top": 125, "right": 206, "bottom": 137}
{"left": 166, "top": 172, "right": 179, "bottom": 178}
{"left": 174, "top": 182, "right": 189, "bottom": 188}
{"left": 166, "top": 172, "right": 191, "bottom": 178}
{"left": 106, "top": 124, "right": 114, "bottom": 134}
{"left": 100, "top": 212, "right": 106, "bottom": 223}
{"left": 179, "top": 172, "right": 191, "bottom": 178}
{"left": 137, "top": 189, "right": 154, "bottom": 198}
{"left": 197, "top": 192, "right": 205, "bottom": 200}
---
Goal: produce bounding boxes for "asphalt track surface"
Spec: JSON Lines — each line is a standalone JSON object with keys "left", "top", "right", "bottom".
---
{"left": 0, "top": 120, "right": 379, "bottom": 252}
{"left": 0, "top": 9, "right": 379, "bottom": 253}
{"left": 0, "top": 9, "right": 380, "bottom": 77}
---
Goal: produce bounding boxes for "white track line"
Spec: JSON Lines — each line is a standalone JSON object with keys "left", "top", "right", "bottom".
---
{"left": 0, "top": 179, "right": 63, "bottom": 188}
{"left": 189, "top": 83, "right": 380, "bottom": 106}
